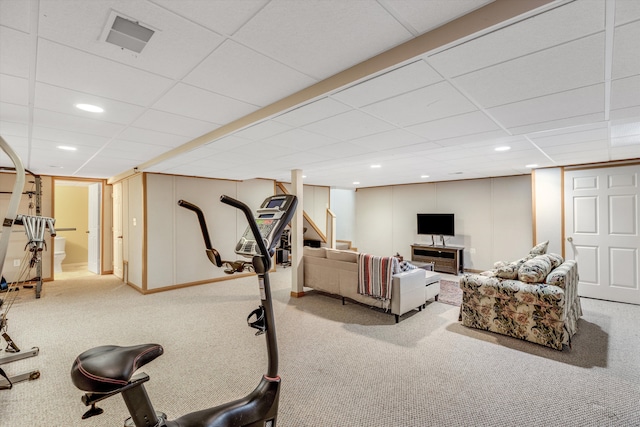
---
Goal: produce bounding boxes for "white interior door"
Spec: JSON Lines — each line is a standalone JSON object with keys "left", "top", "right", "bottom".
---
{"left": 564, "top": 165, "right": 639, "bottom": 304}
{"left": 113, "top": 183, "right": 123, "bottom": 279}
{"left": 88, "top": 183, "right": 101, "bottom": 274}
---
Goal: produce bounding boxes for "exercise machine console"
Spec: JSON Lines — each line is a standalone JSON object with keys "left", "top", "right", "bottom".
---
{"left": 70, "top": 194, "right": 297, "bottom": 427}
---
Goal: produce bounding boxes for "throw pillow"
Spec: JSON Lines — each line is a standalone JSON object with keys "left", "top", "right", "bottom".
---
{"left": 398, "top": 260, "right": 418, "bottom": 272}
{"left": 529, "top": 240, "right": 549, "bottom": 255}
{"left": 518, "top": 254, "right": 553, "bottom": 283}
{"left": 546, "top": 253, "right": 564, "bottom": 268}
{"left": 494, "top": 255, "right": 532, "bottom": 279}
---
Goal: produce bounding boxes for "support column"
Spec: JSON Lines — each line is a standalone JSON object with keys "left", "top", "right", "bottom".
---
{"left": 290, "top": 169, "right": 305, "bottom": 297}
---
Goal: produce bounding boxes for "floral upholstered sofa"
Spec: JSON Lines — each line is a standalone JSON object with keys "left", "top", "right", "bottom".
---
{"left": 459, "top": 242, "right": 582, "bottom": 350}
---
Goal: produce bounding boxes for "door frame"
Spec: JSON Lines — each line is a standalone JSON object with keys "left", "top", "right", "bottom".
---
{"left": 52, "top": 177, "right": 109, "bottom": 276}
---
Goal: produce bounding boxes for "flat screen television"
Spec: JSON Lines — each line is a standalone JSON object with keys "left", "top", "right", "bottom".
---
{"left": 417, "top": 213, "right": 455, "bottom": 236}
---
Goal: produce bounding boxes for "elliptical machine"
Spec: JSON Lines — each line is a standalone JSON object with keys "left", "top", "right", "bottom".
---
{"left": 70, "top": 194, "right": 297, "bottom": 427}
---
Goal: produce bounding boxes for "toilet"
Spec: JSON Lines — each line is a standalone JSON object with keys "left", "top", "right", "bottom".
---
{"left": 54, "top": 236, "right": 66, "bottom": 273}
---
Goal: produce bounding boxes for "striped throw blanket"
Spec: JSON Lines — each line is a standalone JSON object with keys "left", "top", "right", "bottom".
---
{"left": 357, "top": 253, "right": 398, "bottom": 309}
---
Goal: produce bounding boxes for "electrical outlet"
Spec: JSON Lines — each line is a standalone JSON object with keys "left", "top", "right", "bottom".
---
{"left": 13, "top": 259, "right": 20, "bottom": 267}
{"left": 470, "top": 248, "right": 476, "bottom": 254}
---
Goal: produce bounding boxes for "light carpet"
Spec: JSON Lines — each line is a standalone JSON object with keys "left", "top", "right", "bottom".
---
{"left": 1, "top": 271, "right": 639, "bottom": 426}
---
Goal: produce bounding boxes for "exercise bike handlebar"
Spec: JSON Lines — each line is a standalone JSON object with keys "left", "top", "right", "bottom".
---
{"left": 177, "top": 199, "right": 222, "bottom": 267}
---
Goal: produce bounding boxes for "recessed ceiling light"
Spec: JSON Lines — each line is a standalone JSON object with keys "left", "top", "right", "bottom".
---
{"left": 421, "top": 175, "right": 430, "bottom": 179}
{"left": 371, "top": 164, "right": 381, "bottom": 168}
{"left": 525, "top": 164, "right": 538, "bottom": 168}
{"left": 495, "top": 146, "right": 511, "bottom": 152}
{"left": 57, "top": 146, "right": 77, "bottom": 151}
{"left": 76, "top": 103, "right": 104, "bottom": 113}
{"left": 353, "top": 181, "right": 360, "bottom": 185}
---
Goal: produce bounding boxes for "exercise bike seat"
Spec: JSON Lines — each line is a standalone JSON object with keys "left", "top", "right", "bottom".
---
{"left": 71, "top": 344, "right": 163, "bottom": 393}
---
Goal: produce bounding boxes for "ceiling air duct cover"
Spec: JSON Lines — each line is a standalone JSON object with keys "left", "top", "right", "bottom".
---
{"left": 106, "top": 16, "right": 154, "bottom": 53}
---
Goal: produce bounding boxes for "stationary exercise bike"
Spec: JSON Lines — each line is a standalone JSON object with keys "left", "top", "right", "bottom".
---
{"left": 70, "top": 194, "right": 297, "bottom": 427}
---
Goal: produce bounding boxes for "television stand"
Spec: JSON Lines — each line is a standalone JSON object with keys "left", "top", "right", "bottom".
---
{"left": 411, "top": 244, "right": 464, "bottom": 275}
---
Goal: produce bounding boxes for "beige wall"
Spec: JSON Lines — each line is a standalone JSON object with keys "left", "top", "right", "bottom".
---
{"left": 355, "top": 175, "right": 533, "bottom": 272}
{"left": 54, "top": 186, "right": 89, "bottom": 264}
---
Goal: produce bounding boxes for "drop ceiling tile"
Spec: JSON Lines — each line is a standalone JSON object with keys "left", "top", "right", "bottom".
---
{"left": 0, "top": 26, "right": 30, "bottom": 77}
{"left": 273, "top": 97, "right": 352, "bottom": 127}
{"left": 33, "top": 109, "right": 126, "bottom": 138}
{"left": 0, "top": 121, "right": 27, "bottom": 138}
{"left": 612, "top": 21, "right": 640, "bottom": 80}
{"left": 350, "top": 128, "right": 427, "bottom": 151}
{"left": 202, "top": 135, "right": 254, "bottom": 153}
{"left": 529, "top": 126, "right": 609, "bottom": 148}
{"left": 384, "top": 0, "right": 492, "bottom": 34}
{"left": 233, "top": 0, "right": 412, "bottom": 79}
{"left": 539, "top": 140, "right": 608, "bottom": 156}
{"left": 132, "top": 109, "right": 219, "bottom": 138}
{"left": 31, "top": 127, "right": 111, "bottom": 148}
{"left": 233, "top": 120, "right": 293, "bottom": 140}
{"left": 362, "top": 81, "right": 477, "bottom": 127}
{"left": 610, "top": 145, "right": 640, "bottom": 160}
{"left": 226, "top": 141, "right": 291, "bottom": 160}
{"left": 0, "top": 103, "right": 28, "bottom": 124}
{"left": 0, "top": 74, "right": 28, "bottom": 105}
{"left": 38, "top": 0, "right": 225, "bottom": 80}
{"left": 152, "top": 83, "right": 257, "bottom": 124}
{"left": 0, "top": 0, "right": 30, "bottom": 32}
{"left": 332, "top": 60, "right": 443, "bottom": 108}
{"left": 155, "top": 0, "right": 269, "bottom": 35}
{"left": 184, "top": 40, "right": 316, "bottom": 106}
{"left": 427, "top": 0, "right": 605, "bottom": 77}
{"left": 548, "top": 149, "right": 611, "bottom": 165}
{"left": 262, "top": 128, "right": 338, "bottom": 152}
{"left": 107, "top": 139, "right": 176, "bottom": 156}
{"left": 489, "top": 84, "right": 604, "bottom": 130}
{"left": 306, "top": 141, "right": 375, "bottom": 159}
{"left": 611, "top": 75, "right": 640, "bottom": 111}
{"left": 118, "top": 127, "right": 189, "bottom": 148}
{"left": 614, "top": 0, "right": 640, "bottom": 25}
{"left": 303, "top": 110, "right": 395, "bottom": 140}
{"left": 453, "top": 34, "right": 605, "bottom": 109}
{"left": 37, "top": 40, "right": 174, "bottom": 106}
{"left": 34, "top": 83, "right": 146, "bottom": 125}
{"left": 509, "top": 113, "right": 606, "bottom": 136}
{"left": 407, "top": 110, "right": 500, "bottom": 140}
{"left": 0, "top": 134, "right": 29, "bottom": 159}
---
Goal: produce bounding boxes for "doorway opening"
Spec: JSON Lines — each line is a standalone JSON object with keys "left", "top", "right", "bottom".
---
{"left": 53, "top": 179, "right": 103, "bottom": 280}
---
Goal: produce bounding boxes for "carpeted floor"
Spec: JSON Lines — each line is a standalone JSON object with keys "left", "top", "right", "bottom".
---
{"left": 2, "top": 271, "right": 639, "bottom": 426}
{"left": 437, "top": 279, "right": 462, "bottom": 306}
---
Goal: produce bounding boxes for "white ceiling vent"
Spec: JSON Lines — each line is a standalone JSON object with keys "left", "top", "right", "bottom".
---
{"left": 102, "top": 12, "right": 154, "bottom": 53}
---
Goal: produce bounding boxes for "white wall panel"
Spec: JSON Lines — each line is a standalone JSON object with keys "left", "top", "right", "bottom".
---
{"left": 175, "top": 176, "right": 237, "bottom": 285}
{"left": 127, "top": 174, "right": 144, "bottom": 288}
{"left": 392, "top": 183, "right": 437, "bottom": 256}
{"left": 491, "top": 175, "right": 533, "bottom": 265}
{"left": 356, "top": 186, "right": 393, "bottom": 257}
{"left": 354, "top": 175, "right": 533, "bottom": 272}
{"left": 146, "top": 174, "right": 175, "bottom": 289}
{"left": 139, "top": 174, "right": 276, "bottom": 291}
{"left": 533, "top": 168, "right": 563, "bottom": 255}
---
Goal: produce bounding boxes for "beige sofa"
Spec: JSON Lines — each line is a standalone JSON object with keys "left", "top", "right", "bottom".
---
{"left": 303, "top": 247, "right": 434, "bottom": 322}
